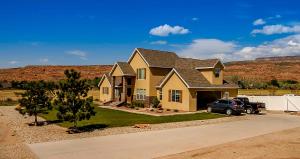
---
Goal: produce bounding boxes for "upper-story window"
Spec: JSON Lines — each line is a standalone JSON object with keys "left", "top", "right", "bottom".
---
{"left": 137, "top": 68, "right": 146, "bottom": 80}
{"left": 214, "top": 68, "right": 221, "bottom": 78}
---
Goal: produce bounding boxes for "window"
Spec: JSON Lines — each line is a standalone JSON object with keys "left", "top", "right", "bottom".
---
{"left": 136, "top": 89, "right": 146, "bottom": 100}
{"left": 137, "top": 68, "right": 146, "bottom": 80}
{"left": 169, "top": 90, "right": 182, "bottom": 103}
{"left": 159, "top": 90, "right": 162, "bottom": 100}
{"left": 214, "top": 68, "right": 221, "bottom": 78}
{"left": 102, "top": 87, "right": 109, "bottom": 94}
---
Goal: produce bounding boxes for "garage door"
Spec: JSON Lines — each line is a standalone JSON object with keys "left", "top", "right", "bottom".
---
{"left": 197, "top": 91, "right": 221, "bottom": 110}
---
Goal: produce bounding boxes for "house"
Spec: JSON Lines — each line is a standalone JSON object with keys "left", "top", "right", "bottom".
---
{"left": 98, "top": 48, "right": 239, "bottom": 111}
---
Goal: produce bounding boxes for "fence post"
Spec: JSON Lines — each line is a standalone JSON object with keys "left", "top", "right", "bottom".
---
{"left": 286, "top": 96, "right": 288, "bottom": 111}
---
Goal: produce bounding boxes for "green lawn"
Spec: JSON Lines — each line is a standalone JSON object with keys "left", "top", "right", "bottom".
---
{"left": 40, "top": 107, "right": 224, "bottom": 129}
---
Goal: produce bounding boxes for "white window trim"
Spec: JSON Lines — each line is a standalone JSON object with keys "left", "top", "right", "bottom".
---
{"left": 159, "top": 90, "right": 162, "bottom": 100}
{"left": 171, "top": 90, "right": 181, "bottom": 102}
{"left": 137, "top": 68, "right": 146, "bottom": 80}
{"left": 136, "top": 88, "right": 146, "bottom": 100}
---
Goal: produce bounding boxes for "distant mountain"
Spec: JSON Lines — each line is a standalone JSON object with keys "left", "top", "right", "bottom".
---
{"left": 224, "top": 55, "right": 300, "bottom": 82}
{"left": 0, "top": 65, "right": 112, "bottom": 82}
{"left": 255, "top": 55, "right": 300, "bottom": 61}
{"left": 0, "top": 55, "right": 299, "bottom": 82}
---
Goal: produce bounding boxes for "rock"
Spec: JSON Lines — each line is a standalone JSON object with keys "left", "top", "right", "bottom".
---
{"left": 132, "top": 124, "right": 151, "bottom": 129}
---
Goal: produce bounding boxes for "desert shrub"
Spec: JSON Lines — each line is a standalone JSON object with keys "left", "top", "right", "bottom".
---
{"left": 166, "top": 108, "right": 171, "bottom": 111}
{"left": 151, "top": 97, "right": 160, "bottom": 108}
{"left": 173, "top": 109, "right": 179, "bottom": 112}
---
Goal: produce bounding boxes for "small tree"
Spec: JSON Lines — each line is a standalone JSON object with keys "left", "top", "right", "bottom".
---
{"left": 54, "top": 69, "right": 95, "bottom": 130}
{"left": 18, "top": 81, "right": 53, "bottom": 125}
{"left": 151, "top": 97, "right": 160, "bottom": 108}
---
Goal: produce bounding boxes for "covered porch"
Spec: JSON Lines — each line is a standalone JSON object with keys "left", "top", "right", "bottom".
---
{"left": 110, "top": 62, "right": 136, "bottom": 104}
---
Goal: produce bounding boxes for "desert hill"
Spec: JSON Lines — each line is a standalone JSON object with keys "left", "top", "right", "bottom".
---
{"left": 224, "top": 55, "right": 300, "bottom": 82}
{"left": 0, "top": 65, "right": 112, "bottom": 82}
{"left": 0, "top": 55, "right": 299, "bottom": 82}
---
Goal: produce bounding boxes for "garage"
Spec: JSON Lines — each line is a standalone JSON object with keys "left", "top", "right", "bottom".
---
{"left": 197, "top": 91, "right": 222, "bottom": 110}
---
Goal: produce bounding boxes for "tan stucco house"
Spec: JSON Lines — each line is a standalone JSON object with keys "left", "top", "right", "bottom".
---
{"left": 98, "top": 48, "right": 238, "bottom": 111}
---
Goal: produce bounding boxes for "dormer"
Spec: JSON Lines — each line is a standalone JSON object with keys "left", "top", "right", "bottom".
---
{"left": 195, "top": 60, "right": 225, "bottom": 85}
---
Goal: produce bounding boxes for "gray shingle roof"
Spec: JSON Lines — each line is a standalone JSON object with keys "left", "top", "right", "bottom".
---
{"left": 136, "top": 48, "right": 221, "bottom": 69}
{"left": 157, "top": 68, "right": 239, "bottom": 88}
{"left": 116, "top": 62, "right": 135, "bottom": 76}
{"left": 136, "top": 48, "right": 178, "bottom": 68}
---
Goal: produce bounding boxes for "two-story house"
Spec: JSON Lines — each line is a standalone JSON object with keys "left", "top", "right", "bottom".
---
{"left": 98, "top": 48, "right": 238, "bottom": 112}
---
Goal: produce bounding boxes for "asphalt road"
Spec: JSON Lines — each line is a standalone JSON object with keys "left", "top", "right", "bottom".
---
{"left": 28, "top": 114, "right": 300, "bottom": 159}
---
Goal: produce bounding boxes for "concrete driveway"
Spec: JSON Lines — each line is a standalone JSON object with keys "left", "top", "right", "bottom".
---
{"left": 28, "top": 114, "right": 300, "bottom": 159}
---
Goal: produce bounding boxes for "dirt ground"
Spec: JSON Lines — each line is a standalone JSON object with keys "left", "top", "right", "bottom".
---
{"left": 159, "top": 127, "right": 300, "bottom": 159}
{"left": 0, "top": 121, "right": 37, "bottom": 159}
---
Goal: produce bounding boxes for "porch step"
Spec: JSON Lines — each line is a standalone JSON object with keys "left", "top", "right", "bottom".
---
{"left": 109, "top": 101, "right": 125, "bottom": 106}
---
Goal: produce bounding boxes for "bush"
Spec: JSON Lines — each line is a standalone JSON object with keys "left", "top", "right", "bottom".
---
{"left": 151, "top": 97, "right": 160, "bottom": 108}
{"left": 173, "top": 109, "right": 179, "bottom": 112}
{"left": 166, "top": 109, "right": 171, "bottom": 111}
{"left": 131, "top": 101, "right": 144, "bottom": 108}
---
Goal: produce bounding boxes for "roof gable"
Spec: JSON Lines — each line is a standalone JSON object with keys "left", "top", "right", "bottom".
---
{"left": 98, "top": 73, "right": 112, "bottom": 87}
{"left": 109, "top": 62, "right": 135, "bottom": 76}
{"left": 128, "top": 48, "right": 179, "bottom": 68}
{"left": 158, "top": 68, "right": 238, "bottom": 89}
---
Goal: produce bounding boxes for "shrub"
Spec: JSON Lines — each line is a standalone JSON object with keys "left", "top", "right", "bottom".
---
{"left": 173, "top": 109, "right": 179, "bottom": 112}
{"left": 131, "top": 101, "right": 144, "bottom": 108}
{"left": 151, "top": 97, "right": 160, "bottom": 108}
{"left": 166, "top": 109, "right": 171, "bottom": 111}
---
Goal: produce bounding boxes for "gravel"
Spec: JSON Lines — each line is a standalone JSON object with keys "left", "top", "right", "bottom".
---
{"left": 0, "top": 106, "right": 251, "bottom": 145}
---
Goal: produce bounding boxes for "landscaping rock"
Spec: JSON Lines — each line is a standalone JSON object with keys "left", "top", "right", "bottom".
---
{"left": 132, "top": 124, "right": 151, "bottom": 129}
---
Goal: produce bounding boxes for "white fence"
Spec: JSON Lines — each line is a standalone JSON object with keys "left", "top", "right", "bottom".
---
{"left": 239, "top": 95, "right": 300, "bottom": 112}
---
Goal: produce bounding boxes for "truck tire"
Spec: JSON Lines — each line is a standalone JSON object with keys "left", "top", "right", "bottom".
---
{"left": 246, "top": 108, "right": 253, "bottom": 114}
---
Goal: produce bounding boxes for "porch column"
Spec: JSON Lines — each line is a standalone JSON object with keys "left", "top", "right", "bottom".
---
{"left": 122, "top": 76, "right": 127, "bottom": 102}
{"left": 111, "top": 76, "right": 115, "bottom": 101}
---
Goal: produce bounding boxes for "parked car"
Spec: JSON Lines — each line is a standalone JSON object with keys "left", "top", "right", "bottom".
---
{"left": 233, "top": 97, "right": 265, "bottom": 114}
{"left": 207, "top": 99, "right": 244, "bottom": 115}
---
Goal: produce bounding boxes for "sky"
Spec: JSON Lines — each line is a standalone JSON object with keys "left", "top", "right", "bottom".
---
{"left": 1, "top": 0, "right": 300, "bottom": 68}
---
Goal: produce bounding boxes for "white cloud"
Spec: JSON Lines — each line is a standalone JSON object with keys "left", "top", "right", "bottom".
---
{"left": 66, "top": 50, "right": 88, "bottom": 60}
{"left": 178, "top": 35, "right": 300, "bottom": 61}
{"left": 149, "top": 24, "right": 190, "bottom": 36}
{"left": 251, "top": 24, "right": 300, "bottom": 35}
{"left": 39, "top": 58, "right": 49, "bottom": 63}
{"left": 267, "top": 14, "right": 281, "bottom": 20}
{"left": 234, "top": 34, "right": 300, "bottom": 59}
{"left": 178, "top": 39, "right": 238, "bottom": 61}
{"left": 150, "top": 40, "right": 167, "bottom": 45}
{"left": 8, "top": 61, "right": 18, "bottom": 65}
{"left": 192, "top": 17, "right": 198, "bottom": 21}
{"left": 253, "top": 18, "right": 266, "bottom": 26}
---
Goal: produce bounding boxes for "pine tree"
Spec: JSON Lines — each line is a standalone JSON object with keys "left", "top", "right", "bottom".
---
{"left": 19, "top": 81, "right": 53, "bottom": 125}
{"left": 54, "top": 69, "right": 95, "bottom": 130}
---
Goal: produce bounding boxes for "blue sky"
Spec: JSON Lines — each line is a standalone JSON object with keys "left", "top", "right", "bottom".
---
{"left": 1, "top": 0, "right": 300, "bottom": 68}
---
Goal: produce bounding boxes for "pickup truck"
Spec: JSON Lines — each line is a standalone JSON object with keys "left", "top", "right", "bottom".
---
{"left": 233, "top": 97, "right": 265, "bottom": 114}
